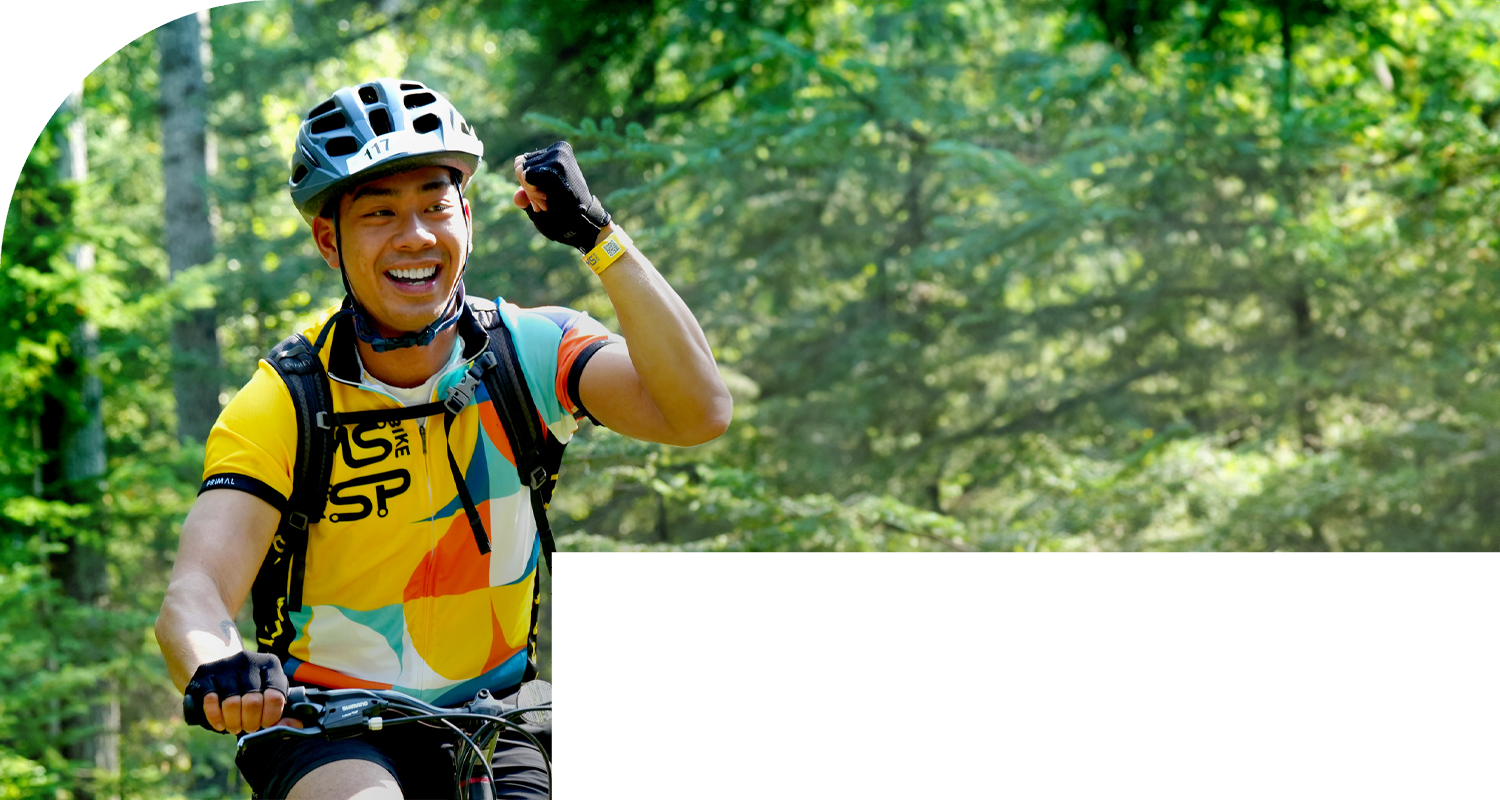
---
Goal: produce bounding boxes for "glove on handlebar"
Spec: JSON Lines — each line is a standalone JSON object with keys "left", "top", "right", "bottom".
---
{"left": 182, "top": 651, "right": 289, "bottom": 732}
{"left": 520, "top": 141, "right": 612, "bottom": 253}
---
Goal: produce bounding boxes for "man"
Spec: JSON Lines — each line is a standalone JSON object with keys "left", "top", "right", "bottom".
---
{"left": 154, "top": 78, "right": 730, "bottom": 798}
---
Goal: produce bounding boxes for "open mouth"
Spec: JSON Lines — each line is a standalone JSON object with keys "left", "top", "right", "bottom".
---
{"left": 386, "top": 265, "right": 439, "bottom": 285}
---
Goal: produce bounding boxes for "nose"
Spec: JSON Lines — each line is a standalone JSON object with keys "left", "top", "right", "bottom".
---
{"left": 392, "top": 210, "right": 439, "bottom": 250}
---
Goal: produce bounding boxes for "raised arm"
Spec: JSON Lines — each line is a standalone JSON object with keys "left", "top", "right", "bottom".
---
{"left": 575, "top": 227, "right": 731, "bottom": 444}
{"left": 155, "top": 489, "right": 285, "bottom": 733}
{"left": 513, "top": 146, "right": 732, "bottom": 446}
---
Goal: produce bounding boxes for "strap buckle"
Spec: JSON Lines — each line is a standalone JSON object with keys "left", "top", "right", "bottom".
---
{"left": 528, "top": 466, "right": 548, "bottom": 491}
{"left": 287, "top": 511, "right": 310, "bottom": 531}
{"left": 445, "top": 370, "right": 481, "bottom": 415}
{"left": 315, "top": 411, "right": 332, "bottom": 430}
{"left": 445, "top": 355, "right": 498, "bottom": 415}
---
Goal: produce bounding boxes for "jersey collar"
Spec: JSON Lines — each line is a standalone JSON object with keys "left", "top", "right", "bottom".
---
{"left": 326, "top": 297, "right": 490, "bottom": 385}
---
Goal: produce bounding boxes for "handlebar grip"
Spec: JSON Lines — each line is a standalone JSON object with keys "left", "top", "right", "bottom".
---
{"left": 184, "top": 686, "right": 303, "bottom": 731}
{"left": 183, "top": 693, "right": 207, "bottom": 728}
{"left": 666, "top": 702, "right": 741, "bottom": 726}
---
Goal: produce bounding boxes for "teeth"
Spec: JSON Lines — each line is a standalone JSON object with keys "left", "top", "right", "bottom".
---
{"left": 389, "top": 266, "right": 437, "bottom": 281}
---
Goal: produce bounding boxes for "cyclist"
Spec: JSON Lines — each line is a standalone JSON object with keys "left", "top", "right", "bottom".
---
{"left": 154, "top": 78, "right": 731, "bottom": 799}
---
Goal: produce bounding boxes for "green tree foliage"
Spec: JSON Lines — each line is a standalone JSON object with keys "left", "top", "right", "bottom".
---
{"left": 0, "top": 111, "right": 79, "bottom": 800}
{"left": 560, "top": 0, "right": 1500, "bottom": 552}
{"left": 4, "top": 0, "right": 1500, "bottom": 794}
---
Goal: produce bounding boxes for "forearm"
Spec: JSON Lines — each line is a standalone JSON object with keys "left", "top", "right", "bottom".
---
{"left": 595, "top": 226, "right": 732, "bottom": 442}
{"left": 156, "top": 573, "right": 246, "bottom": 691}
{"left": 155, "top": 489, "right": 278, "bottom": 691}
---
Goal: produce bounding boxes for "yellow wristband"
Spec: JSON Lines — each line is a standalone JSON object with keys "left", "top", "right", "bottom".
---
{"left": 582, "top": 229, "right": 630, "bottom": 275}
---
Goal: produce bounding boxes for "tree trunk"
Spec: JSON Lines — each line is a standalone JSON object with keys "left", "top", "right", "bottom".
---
{"left": 158, "top": 10, "right": 222, "bottom": 443}
{"left": 51, "top": 85, "right": 120, "bottom": 800}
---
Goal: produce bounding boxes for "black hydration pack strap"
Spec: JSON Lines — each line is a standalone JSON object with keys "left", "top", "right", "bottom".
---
{"left": 441, "top": 353, "right": 499, "bottom": 557}
{"left": 324, "top": 402, "right": 447, "bottom": 427}
{"left": 254, "top": 333, "right": 337, "bottom": 654}
{"left": 470, "top": 307, "right": 561, "bottom": 574}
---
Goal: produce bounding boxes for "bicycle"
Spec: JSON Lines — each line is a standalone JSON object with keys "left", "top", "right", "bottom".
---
{"left": 184, "top": 682, "right": 553, "bottom": 799}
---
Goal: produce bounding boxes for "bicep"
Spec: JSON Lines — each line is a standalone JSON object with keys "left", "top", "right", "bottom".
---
{"left": 170, "top": 489, "right": 281, "bottom": 616}
{"left": 576, "top": 344, "right": 679, "bottom": 444}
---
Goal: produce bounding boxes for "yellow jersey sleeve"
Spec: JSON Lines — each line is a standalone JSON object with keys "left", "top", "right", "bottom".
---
{"left": 200, "top": 359, "right": 298, "bottom": 510}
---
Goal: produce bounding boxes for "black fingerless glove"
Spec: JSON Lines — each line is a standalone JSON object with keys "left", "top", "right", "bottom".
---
{"left": 182, "top": 651, "right": 289, "bottom": 732}
{"left": 521, "top": 141, "right": 612, "bottom": 253}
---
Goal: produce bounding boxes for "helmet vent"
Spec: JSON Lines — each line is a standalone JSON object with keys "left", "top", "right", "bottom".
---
{"left": 309, "top": 113, "right": 347, "bottom": 134}
{"left": 400, "top": 82, "right": 425, "bottom": 90}
{"left": 359, "top": 85, "right": 380, "bottom": 105}
{"left": 307, "top": 99, "right": 336, "bottom": 120}
{"left": 412, "top": 113, "right": 441, "bottom": 134}
{"left": 292, "top": 164, "right": 309, "bottom": 184}
{"left": 369, "top": 108, "right": 393, "bottom": 136}
{"left": 325, "top": 136, "right": 359, "bottom": 157}
{"left": 404, "top": 92, "right": 436, "bottom": 109}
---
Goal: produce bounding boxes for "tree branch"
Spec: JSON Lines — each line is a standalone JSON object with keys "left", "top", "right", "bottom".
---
{"left": 949, "top": 363, "right": 1165, "bottom": 445}
{"left": 269, "top": 9, "right": 420, "bottom": 74}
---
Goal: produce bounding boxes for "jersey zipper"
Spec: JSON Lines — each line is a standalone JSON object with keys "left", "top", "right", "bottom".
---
{"left": 418, "top": 367, "right": 457, "bottom": 696}
{"left": 421, "top": 417, "right": 436, "bottom": 696}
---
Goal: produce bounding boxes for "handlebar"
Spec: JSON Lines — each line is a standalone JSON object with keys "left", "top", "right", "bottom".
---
{"left": 184, "top": 645, "right": 741, "bottom": 738}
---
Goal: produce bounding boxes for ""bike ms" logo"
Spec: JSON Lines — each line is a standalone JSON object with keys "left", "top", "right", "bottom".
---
{"left": 327, "top": 422, "right": 414, "bottom": 523}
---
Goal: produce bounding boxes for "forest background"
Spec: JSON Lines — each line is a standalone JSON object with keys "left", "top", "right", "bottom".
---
{"left": 2, "top": 0, "right": 1499, "bottom": 797}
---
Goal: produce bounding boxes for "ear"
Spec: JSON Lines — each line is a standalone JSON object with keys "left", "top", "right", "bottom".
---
{"left": 311, "top": 214, "right": 342, "bottom": 271}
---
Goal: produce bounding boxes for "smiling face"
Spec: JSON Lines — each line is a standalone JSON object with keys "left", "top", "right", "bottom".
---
{"left": 312, "top": 166, "right": 471, "bottom": 336}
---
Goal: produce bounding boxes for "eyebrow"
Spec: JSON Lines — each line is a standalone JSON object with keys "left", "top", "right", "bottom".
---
{"left": 349, "top": 178, "right": 454, "bottom": 204}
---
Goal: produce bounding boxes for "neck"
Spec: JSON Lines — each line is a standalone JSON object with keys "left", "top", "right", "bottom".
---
{"left": 357, "top": 326, "right": 460, "bottom": 388}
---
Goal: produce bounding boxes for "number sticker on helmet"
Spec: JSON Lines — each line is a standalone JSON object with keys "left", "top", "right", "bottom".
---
{"left": 346, "top": 130, "right": 429, "bottom": 175}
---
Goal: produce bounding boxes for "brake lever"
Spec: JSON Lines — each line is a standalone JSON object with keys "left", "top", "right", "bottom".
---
{"left": 284, "top": 686, "right": 321, "bottom": 725}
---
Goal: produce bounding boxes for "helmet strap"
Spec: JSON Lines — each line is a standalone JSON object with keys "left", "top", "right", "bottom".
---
{"left": 332, "top": 176, "right": 472, "bottom": 354}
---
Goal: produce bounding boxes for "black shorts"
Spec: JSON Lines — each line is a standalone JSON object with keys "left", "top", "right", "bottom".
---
{"left": 236, "top": 721, "right": 549, "bottom": 799}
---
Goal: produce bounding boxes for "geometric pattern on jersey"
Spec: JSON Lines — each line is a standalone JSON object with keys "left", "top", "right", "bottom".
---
{"left": 201, "top": 297, "right": 613, "bottom": 704}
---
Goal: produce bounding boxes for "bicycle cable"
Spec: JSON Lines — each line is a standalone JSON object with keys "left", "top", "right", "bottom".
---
{"left": 374, "top": 711, "right": 551, "bottom": 790}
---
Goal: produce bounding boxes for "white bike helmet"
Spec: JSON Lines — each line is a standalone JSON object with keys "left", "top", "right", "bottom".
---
{"left": 289, "top": 78, "right": 484, "bottom": 224}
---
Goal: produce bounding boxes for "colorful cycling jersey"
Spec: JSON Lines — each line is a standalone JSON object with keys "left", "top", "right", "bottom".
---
{"left": 201, "top": 297, "right": 614, "bottom": 704}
